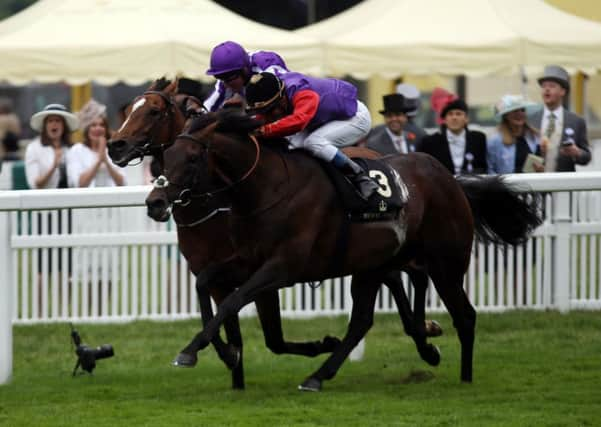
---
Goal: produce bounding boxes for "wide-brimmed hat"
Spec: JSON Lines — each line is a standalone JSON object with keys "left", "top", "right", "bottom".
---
{"left": 395, "top": 83, "right": 421, "bottom": 117}
{"left": 30, "top": 103, "right": 79, "bottom": 133}
{"left": 379, "top": 94, "right": 413, "bottom": 115}
{"left": 77, "top": 98, "right": 107, "bottom": 130}
{"left": 494, "top": 95, "right": 539, "bottom": 120}
{"left": 245, "top": 72, "right": 285, "bottom": 114}
{"left": 537, "top": 65, "right": 570, "bottom": 91}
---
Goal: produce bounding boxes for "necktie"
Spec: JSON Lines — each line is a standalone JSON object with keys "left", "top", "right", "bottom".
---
{"left": 545, "top": 113, "right": 556, "bottom": 138}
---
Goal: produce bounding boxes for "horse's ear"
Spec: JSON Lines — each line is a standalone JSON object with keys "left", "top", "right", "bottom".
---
{"left": 166, "top": 78, "right": 178, "bottom": 94}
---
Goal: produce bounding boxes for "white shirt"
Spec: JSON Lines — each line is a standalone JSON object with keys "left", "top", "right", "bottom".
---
{"left": 446, "top": 128, "right": 466, "bottom": 174}
{"left": 541, "top": 105, "right": 563, "bottom": 140}
{"left": 385, "top": 127, "right": 408, "bottom": 154}
{"left": 66, "top": 143, "right": 127, "bottom": 188}
{"left": 541, "top": 105, "right": 564, "bottom": 172}
{"left": 24, "top": 137, "right": 69, "bottom": 189}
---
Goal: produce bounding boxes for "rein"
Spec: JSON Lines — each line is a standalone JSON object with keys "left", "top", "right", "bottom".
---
{"left": 154, "top": 133, "right": 261, "bottom": 207}
{"left": 126, "top": 90, "right": 178, "bottom": 164}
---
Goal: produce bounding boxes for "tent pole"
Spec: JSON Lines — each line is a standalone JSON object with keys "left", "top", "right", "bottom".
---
{"left": 571, "top": 71, "right": 586, "bottom": 116}
{"left": 70, "top": 82, "right": 92, "bottom": 140}
{"left": 367, "top": 76, "right": 395, "bottom": 127}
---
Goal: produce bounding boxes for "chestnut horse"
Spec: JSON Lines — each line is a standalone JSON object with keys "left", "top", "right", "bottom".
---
{"left": 108, "top": 79, "right": 441, "bottom": 390}
{"left": 145, "top": 111, "right": 542, "bottom": 391}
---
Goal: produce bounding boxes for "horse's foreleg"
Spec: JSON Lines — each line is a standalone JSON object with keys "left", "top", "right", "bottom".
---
{"left": 173, "top": 268, "right": 240, "bottom": 371}
{"left": 177, "top": 258, "right": 288, "bottom": 358}
{"left": 255, "top": 290, "right": 341, "bottom": 357}
{"left": 299, "top": 275, "right": 379, "bottom": 392}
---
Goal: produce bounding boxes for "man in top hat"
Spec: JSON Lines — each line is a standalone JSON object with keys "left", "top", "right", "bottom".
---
{"left": 416, "top": 96, "right": 487, "bottom": 175}
{"left": 396, "top": 83, "right": 427, "bottom": 146}
{"left": 366, "top": 94, "right": 416, "bottom": 155}
{"left": 529, "top": 65, "right": 590, "bottom": 172}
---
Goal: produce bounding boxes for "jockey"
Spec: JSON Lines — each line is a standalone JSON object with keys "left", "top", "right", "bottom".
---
{"left": 204, "top": 41, "right": 289, "bottom": 112}
{"left": 245, "top": 72, "right": 379, "bottom": 200}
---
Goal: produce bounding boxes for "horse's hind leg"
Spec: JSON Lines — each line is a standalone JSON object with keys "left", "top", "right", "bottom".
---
{"left": 255, "top": 290, "right": 341, "bottom": 357}
{"left": 382, "top": 270, "right": 442, "bottom": 338}
{"left": 428, "top": 261, "right": 476, "bottom": 382}
{"left": 405, "top": 268, "right": 441, "bottom": 366}
{"left": 299, "top": 275, "right": 379, "bottom": 392}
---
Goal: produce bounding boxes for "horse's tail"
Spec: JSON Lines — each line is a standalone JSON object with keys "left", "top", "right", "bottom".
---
{"left": 456, "top": 175, "right": 543, "bottom": 245}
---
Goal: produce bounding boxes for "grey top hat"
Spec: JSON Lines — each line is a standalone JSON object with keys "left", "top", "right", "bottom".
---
{"left": 537, "top": 65, "right": 570, "bottom": 91}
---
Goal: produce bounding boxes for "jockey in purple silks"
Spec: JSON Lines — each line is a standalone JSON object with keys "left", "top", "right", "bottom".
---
{"left": 203, "top": 41, "right": 289, "bottom": 112}
{"left": 245, "top": 72, "right": 379, "bottom": 200}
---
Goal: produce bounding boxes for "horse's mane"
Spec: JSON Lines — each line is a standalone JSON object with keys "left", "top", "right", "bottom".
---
{"left": 147, "top": 77, "right": 172, "bottom": 91}
{"left": 215, "top": 110, "right": 263, "bottom": 135}
{"left": 187, "top": 113, "right": 219, "bottom": 134}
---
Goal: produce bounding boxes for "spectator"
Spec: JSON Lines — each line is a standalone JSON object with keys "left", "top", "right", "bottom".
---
{"left": 25, "top": 104, "right": 79, "bottom": 189}
{"left": 367, "top": 94, "right": 415, "bottom": 155}
{"left": 0, "top": 97, "right": 21, "bottom": 162}
{"left": 417, "top": 90, "right": 487, "bottom": 175}
{"left": 396, "top": 83, "right": 428, "bottom": 146}
{"left": 529, "top": 65, "right": 591, "bottom": 171}
{"left": 487, "top": 95, "right": 544, "bottom": 174}
{"left": 67, "top": 99, "right": 126, "bottom": 188}
{"left": 204, "top": 40, "right": 289, "bottom": 111}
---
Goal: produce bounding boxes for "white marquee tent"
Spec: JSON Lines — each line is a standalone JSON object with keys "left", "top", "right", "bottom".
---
{"left": 0, "top": 0, "right": 322, "bottom": 85}
{"left": 298, "top": 0, "right": 601, "bottom": 78}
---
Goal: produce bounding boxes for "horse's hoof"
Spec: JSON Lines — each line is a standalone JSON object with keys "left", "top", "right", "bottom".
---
{"left": 425, "top": 320, "right": 443, "bottom": 337}
{"left": 322, "top": 336, "right": 342, "bottom": 352}
{"left": 298, "top": 377, "right": 322, "bottom": 392}
{"left": 224, "top": 347, "right": 241, "bottom": 370}
{"left": 420, "top": 344, "right": 441, "bottom": 367}
{"left": 172, "top": 352, "right": 197, "bottom": 367}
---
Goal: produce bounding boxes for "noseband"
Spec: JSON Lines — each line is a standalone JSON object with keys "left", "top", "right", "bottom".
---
{"left": 154, "top": 133, "right": 260, "bottom": 208}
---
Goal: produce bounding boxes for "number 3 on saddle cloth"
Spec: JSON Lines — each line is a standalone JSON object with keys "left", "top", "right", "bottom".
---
{"left": 323, "top": 157, "right": 408, "bottom": 222}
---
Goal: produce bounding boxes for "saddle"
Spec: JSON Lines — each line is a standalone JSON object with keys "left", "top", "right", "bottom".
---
{"left": 324, "top": 147, "right": 408, "bottom": 222}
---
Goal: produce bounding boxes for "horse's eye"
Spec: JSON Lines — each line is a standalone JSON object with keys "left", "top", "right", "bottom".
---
{"left": 148, "top": 108, "right": 161, "bottom": 116}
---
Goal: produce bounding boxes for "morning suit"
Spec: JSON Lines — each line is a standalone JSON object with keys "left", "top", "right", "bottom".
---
{"left": 416, "top": 126, "right": 487, "bottom": 175}
{"left": 529, "top": 108, "right": 591, "bottom": 171}
{"left": 366, "top": 124, "right": 418, "bottom": 155}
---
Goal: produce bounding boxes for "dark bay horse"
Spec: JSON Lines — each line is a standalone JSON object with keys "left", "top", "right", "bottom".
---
{"left": 145, "top": 111, "right": 542, "bottom": 391}
{"left": 108, "top": 79, "right": 441, "bottom": 390}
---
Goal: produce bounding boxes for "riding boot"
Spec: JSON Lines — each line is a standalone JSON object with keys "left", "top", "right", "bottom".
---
{"left": 334, "top": 153, "right": 380, "bottom": 200}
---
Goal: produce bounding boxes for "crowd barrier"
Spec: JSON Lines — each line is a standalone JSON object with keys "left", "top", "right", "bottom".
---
{"left": 1, "top": 172, "right": 601, "bottom": 384}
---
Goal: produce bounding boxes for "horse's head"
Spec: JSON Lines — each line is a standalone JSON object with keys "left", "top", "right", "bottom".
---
{"left": 108, "top": 77, "right": 183, "bottom": 167}
{"left": 145, "top": 110, "right": 262, "bottom": 222}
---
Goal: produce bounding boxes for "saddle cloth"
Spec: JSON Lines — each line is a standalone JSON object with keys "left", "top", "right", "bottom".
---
{"left": 322, "top": 157, "right": 408, "bottom": 222}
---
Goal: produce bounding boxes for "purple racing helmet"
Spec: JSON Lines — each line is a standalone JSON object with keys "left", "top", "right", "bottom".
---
{"left": 206, "top": 41, "right": 250, "bottom": 76}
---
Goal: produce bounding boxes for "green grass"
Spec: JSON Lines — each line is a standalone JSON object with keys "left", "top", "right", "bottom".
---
{"left": 1, "top": 311, "right": 600, "bottom": 426}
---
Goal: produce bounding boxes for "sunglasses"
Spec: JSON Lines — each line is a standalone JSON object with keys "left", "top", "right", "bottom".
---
{"left": 216, "top": 71, "right": 241, "bottom": 83}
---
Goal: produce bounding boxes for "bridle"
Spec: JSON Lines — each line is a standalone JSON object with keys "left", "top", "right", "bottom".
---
{"left": 125, "top": 90, "right": 207, "bottom": 165}
{"left": 153, "top": 132, "right": 261, "bottom": 209}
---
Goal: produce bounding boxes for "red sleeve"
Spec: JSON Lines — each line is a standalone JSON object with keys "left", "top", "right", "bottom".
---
{"left": 261, "top": 90, "right": 319, "bottom": 137}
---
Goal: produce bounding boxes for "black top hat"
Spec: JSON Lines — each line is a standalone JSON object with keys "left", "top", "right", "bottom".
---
{"left": 245, "top": 72, "right": 285, "bottom": 114}
{"left": 379, "top": 94, "right": 412, "bottom": 114}
{"left": 440, "top": 98, "right": 468, "bottom": 118}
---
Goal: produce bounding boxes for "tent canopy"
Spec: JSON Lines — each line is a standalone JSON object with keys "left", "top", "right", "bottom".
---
{"left": 0, "top": 0, "right": 322, "bottom": 85}
{"left": 298, "top": 0, "right": 601, "bottom": 78}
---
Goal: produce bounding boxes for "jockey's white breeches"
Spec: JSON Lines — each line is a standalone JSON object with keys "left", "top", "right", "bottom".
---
{"left": 287, "top": 100, "right": 371, "bottom": 162}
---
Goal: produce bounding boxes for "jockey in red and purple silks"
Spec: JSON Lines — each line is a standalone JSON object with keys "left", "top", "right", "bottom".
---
{"left": 203, "top": 41, "right": 289, "bottom": 112}
{"left": 245, "top": 72, "right": 379, "bottom": 201}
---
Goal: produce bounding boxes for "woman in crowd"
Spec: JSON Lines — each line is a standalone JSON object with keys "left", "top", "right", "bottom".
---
{"left": 25, "top": 103, "right": 79, "bottom": 189}
{"left": 487, "top": 95, "right": 544, "bottom": 174}
{"left": 67, "top": 99, "right": 126, "bottom": 188}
